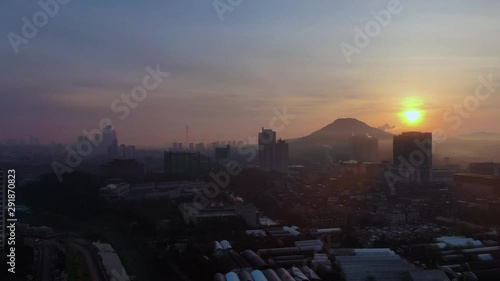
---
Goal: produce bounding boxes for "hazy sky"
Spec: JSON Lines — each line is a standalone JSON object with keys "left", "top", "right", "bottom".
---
{"left": 1, "top": 0, "right": 500, "bottom": 147}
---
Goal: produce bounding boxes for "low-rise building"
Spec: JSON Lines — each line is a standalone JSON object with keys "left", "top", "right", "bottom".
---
{"left": 181, "top": 203, "right": 258, "bottom": 228}
{"left": 99, "top": 182, "right": 130, "bottom": 201}
{"left": 454, "top": 173, "right": 500, "bottom": 201}
{"left": 469, "top": 162, "right": 500, "bottom": 177}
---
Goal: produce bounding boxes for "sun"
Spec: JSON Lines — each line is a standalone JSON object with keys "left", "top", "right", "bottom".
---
{"left": 404, "top": 110, "right": 422, "bottom": 124}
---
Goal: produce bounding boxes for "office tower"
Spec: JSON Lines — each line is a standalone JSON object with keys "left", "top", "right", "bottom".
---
{"left": 101, "top": 125, "right": 117, "bottom": 154}
{"left": 274, "top": 139, "right": 289, "bottom": 173}
{"left": 177, "top": 142, "right": 183, "bottom": 151}
{"left": 258, "top": 128, "right": 288, "bottom": 173}
{"left": 173, "top": 142, "right": 178, "bottom": 151}
{"left": 393, "top": 132, "right": 433, "bottom": 182}
{"left": 189, "top": 143, "right": 194, "bottom": 152}
{"left": 259, "top": 128, "right": 277, "bottom": 171}
{"left": 349, "top": 135, "right": 379, "bottom": 162}
{"left": 108, "top": 139, "right": 119, "bottom": 158}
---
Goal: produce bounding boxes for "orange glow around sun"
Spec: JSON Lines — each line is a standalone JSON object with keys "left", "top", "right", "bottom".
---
{"left": 400, "top": 98, "right": 424, "bottom": 126}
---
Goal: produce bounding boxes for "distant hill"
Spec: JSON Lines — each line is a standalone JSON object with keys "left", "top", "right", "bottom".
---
{"left": 456, "top": 132, "right": 500, "bottom": 140}
{"left": 290, "top": 118, "right": 393, "bottom": 145}
{"left": 285, "top": 118, "right": 500, "bottom": 165}
{"left": 288, "top": 118, "right": 394, "bottom": 163}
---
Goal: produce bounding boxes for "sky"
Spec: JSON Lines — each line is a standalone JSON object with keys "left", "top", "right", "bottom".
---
{"left": 1, "top": 0, "right": 500, "bottom": 147}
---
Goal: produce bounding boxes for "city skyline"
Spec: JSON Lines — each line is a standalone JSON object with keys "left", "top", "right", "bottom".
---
{"left": 2, "top": 116, "right": 500, "bottom": 148}
{"left": 1, "top": 0, "right": 500, "bottom": 146}
{"left": 3, "top": 1, "right": 500, "bottom": 280}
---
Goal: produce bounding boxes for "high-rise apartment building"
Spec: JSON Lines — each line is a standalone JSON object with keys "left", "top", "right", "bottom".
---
{"left": 393, "top": 132, "right": 433, "bottom": 183}
{"left": 258, "top": 128, "right": 288, "bottom": 173}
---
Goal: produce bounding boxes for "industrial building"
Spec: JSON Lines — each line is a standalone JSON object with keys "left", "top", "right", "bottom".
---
{"left": 332, "top": 248, "right": 449, "bottom": 281}
{"left": 409, "top": 236, "right": 500, "bottom": 281}
{"left": 181, "top": 203, "right": 258, "bottom": 228}
{"left": 99, "top": 182, "right": 130, "bottom": 201}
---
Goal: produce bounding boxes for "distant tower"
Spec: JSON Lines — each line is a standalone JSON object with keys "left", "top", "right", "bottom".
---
{"left": 258, "top": 128, "right": 276, "bottom": 171}
{"left": 258, "top": 128, "right": 288, "bottom": 173}
{"left": 185, "top": 125, "right": 189, "bottom": 148}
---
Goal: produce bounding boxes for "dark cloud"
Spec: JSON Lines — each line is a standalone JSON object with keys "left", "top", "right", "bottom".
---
{"left": 377, "top": 124, "right": 396, "bottom": 131}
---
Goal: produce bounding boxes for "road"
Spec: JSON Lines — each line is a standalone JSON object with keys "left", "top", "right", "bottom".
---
{"left": 72, "top": 243, "right": 101, "bottom": 281}
{"left": 35, "top": 244, "right": 52, "bottom": 281}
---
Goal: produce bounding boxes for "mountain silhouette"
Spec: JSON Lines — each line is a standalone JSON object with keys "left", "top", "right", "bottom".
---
{"left": 457, "top": 131, "right": 500, "bottom": 140}
{"left": 290, "top": 118, "right": 393, "bottom": 145}
{"left": 288, "top": 118, "right": 393, "bottom": 163}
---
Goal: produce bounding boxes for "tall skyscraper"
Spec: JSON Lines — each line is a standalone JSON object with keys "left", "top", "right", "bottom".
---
{"left": 101, "top": 125, "right": 117, "bottom": 155}
{"left": 274, "top": 139, "right": 289, "bottom": 173}
{"left": 349, "top": 135, "right": 379, "bottom": 162}
{"left": 258, "top": 128, "right": 277, "bottom": 171}
{"left": 393, "top": 132, "right": 433, "bottom": 183}
{"left": 108, "top": 139, "right": 119, "bottom": 158}
{"left": 258, "top": 128, "right": 288, "bottom": 173}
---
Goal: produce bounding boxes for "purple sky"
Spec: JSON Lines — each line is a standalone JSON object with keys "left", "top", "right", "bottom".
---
{"left": 1, "top": 0, "right": 500, "bottom": 147}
